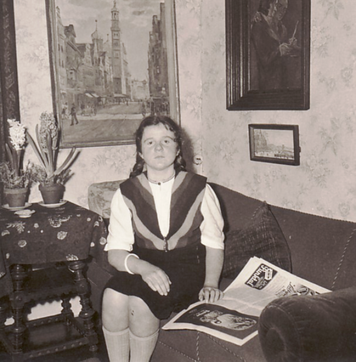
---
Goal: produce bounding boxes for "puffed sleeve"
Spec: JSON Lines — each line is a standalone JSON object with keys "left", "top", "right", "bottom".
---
{"left": 105, "top": 187, "right": 134, "bottom": 252}
{"left": 200, "top": 184, "right": 225, "bottom": 249}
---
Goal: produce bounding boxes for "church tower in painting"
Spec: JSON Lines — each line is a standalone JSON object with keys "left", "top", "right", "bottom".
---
{"left": 111, "top": 0, "right": 126, "bottom": 95}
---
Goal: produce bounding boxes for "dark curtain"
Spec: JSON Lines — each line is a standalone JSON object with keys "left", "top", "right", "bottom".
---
{"left": 0, "top": 0, "right": 20, "bottom": 204}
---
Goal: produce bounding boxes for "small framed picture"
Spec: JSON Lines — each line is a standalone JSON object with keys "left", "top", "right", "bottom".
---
{"left": 248, "top": 124, "right": 300, "bottom": 165}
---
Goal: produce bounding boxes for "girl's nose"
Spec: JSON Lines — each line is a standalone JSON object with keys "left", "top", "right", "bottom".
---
{"left": 155, "top": 142, "right": 163, "bottom": 150}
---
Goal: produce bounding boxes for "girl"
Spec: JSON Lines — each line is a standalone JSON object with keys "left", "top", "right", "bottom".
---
{"left": 102, "top": 115, "right": 225, "bottom": 362}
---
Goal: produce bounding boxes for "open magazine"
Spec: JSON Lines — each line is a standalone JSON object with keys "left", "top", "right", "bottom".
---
{"left": 163, "top": 257, "right": 330, "bottom": 346}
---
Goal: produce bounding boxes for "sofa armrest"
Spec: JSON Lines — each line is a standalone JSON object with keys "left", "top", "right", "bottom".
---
{"left": 88, "top": 180, "right": 124, "bottom": 218}
{"left": 258, "top": 287, "right": 356, "bottom": 362}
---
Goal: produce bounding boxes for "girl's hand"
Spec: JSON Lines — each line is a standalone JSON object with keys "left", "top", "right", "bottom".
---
{"left": 140, "top": 263, "right": 171, "bottom": 296}
{"left": 199, "top": 286, "right": 224, "bottom": 303}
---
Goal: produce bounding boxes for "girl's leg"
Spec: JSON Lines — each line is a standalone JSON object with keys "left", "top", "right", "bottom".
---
{"left": 102, "top": 328, "right": 129, "bottom": 362}
{"left": 128, "top": 296, "right": 160, "bottom": 362}
{"left": 102, "top": 288, "right": 130, "bottom": 362}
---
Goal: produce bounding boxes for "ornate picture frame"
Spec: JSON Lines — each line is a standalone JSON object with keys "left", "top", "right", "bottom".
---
{"left": 226, "top": 0, "right": 310, "bottom": 110}
{"left": 45, "top": 0, "right": 180, "bottom": 148}
{"left": 249, "top": 124, "right": 300, "bottom": 165}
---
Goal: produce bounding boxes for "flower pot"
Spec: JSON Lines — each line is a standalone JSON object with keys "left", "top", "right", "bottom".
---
{"left": 4, "top": 187, "right": 28, "bottom": 207}
{"left": 39, "top": 184, "right": 65, "bottom": 204}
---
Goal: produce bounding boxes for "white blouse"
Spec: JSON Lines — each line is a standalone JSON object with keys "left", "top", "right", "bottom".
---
{"left": 105, "top": 178, "right": 225, "bottom": 252}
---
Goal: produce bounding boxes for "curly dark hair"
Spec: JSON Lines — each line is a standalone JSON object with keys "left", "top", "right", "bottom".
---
{"left": 129, "top": 115, "right": 186, "bottom": 178}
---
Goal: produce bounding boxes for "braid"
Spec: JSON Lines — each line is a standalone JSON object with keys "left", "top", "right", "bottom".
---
{"left": 175, "top": 153, "right": 186, "bottom": 173}
{"left": 130, "top": 156, "right": 145, "bottom": 178}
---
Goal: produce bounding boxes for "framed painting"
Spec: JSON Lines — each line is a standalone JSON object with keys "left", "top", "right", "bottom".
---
{"left": 226, "top": 0, "right": 310, "bottom": 110}
{"left": 249, "top": 124, "right": 300, "bottom": 165}
{"left": 45, "top": 0, "right": 180, "bottom": 148}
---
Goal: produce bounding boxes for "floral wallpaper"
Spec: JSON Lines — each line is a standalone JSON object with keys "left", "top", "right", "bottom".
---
{"left": 13, "top": 0, "right": 356, "bottom": 222}
{"left": 199, "top": 0, "right": 356, "bottom": 222}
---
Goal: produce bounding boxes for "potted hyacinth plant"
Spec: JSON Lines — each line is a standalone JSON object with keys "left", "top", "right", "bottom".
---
{"left": 26, "top": 111, "right": 78, "bottom": 204}
{"left": 0, "top": 120, "right": 34, "bottom": 207}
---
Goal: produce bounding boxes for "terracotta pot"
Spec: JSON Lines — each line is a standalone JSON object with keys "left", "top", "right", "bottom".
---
{"left": 4, "top": 187, "right": 28, "bottom": 207}
{"left": 39, "top": 184, "right": 65, "bottom": 204}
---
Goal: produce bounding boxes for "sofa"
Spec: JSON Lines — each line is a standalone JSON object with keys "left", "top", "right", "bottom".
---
{"left": 87, "top": 180, "right": 356, "bottom": 362}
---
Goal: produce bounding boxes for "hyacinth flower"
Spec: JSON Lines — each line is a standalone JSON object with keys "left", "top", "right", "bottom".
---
{"left": 6, "top": 119, "right": 26, "bottom": 176}
{"left": 0, "top": 120, "right": 33, "bottom": 189}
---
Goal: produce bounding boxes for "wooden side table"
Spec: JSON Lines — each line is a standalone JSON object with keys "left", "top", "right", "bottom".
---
{"left": 0, "top": 201, "right": 108, "bottom": 361}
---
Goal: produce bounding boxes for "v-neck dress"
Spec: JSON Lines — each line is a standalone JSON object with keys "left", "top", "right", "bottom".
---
{"left": 104, "top": 171, "right": 224, "bottom": 319}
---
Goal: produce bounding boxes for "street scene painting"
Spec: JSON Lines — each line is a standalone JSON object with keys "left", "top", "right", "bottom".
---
{"left": 46, "top": 0, "right": 179, "bottom": 147}
{"left": 249, "top": 124, "right": 300, "bottom": 166}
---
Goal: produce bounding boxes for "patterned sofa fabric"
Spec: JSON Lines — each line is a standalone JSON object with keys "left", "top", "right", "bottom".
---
{"left": 88, "top": 180, "right": 124, "bottom": 219}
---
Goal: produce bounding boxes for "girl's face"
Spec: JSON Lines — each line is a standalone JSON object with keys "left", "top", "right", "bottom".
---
{"left": 140, "top": 123, "right": 179, "bottom": 174}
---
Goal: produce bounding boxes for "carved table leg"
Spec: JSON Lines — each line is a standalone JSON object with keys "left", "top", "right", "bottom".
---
{"left": 61, "top": 295, "right": 74, "bottom": 326}
{"left": 68, "top": 260, "right": 98, "bottom": 352}
{"left": 9, "top": 264, "right": 28, "bottom": 356}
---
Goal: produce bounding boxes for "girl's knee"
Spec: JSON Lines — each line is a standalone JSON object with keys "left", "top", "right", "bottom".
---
{"left": 128, "top": 296, "right": 159, "bottom": 336}
{"left": 102, "top": 288, "right": 129, "bottom": 331}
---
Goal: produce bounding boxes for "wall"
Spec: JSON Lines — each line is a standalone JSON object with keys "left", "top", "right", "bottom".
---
{"left": 199, "top": 0, "right": 356, "bottom": 222}
{"left": 14, "top": 0, "right": 356, "bottom": 222}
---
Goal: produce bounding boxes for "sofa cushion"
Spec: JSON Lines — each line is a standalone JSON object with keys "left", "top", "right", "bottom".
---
{"left": 271, "top": 206, "right": 356, "bottom": 291}
{"left": 258, "top": 286, "right": 356, "bottom": 362}
{"left": 222, "top": 202, "right": 292, "bottom": 279}
{"left": 210, "top": 183, "right": 264, "bottom": 232}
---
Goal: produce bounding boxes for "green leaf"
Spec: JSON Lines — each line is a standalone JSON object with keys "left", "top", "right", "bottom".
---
{"left": 5, "top": 143, "right": 14, "bottom": 170}
{"left": 26, "top": 130, "right": 46, "bottom": 169}
{"left": 45, "top": 132, "right": 54, "bottom": 177}
{"left": 35, "top": 125, "right": 50, "bottom": 171}
{"left": 54, "top": 148, "right": 77, "bottom": 176}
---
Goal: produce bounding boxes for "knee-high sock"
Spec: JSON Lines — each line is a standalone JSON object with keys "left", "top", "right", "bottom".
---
{"left": 129, "top": 329, "right": 159, "bottom": 362}
{"left": 102, "top": 326, "right": 129, "bottom": 362}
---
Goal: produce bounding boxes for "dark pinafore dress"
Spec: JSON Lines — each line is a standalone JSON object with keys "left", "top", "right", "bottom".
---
{"left": 105, "top": 171, "right": 207, "bottom": 320}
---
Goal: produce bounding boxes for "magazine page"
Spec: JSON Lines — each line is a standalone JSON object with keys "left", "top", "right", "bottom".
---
{"left": 162, "top": 301, "right": 259, "bottom": 346}
{"left": 216, "top": 257, "right": 330, "bottom": 316}
{"left": 163, "top": 257, "right": 330, "bottom": 345}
